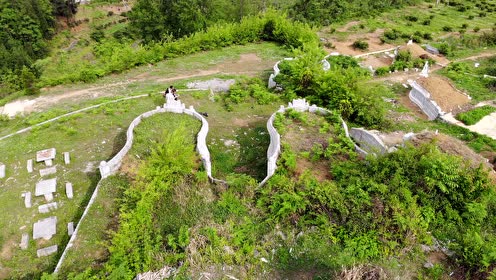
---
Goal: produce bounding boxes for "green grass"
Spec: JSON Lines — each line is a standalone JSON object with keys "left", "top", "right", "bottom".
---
{"left": 322, "top": 0, "right": 496, "bottom": 57}
{"left": 456, "top": 105, "right": 496, "bottom": 125}
{"left": 439, "top": 56, "right": 496, "bottom": 102}
{"left": 0, "top": 97, "right": 158, "bottom": 279}
{"left": 58, "top": 113, "right": 201, "bottom": 277}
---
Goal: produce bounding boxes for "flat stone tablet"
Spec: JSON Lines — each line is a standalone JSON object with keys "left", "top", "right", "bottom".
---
{"left": 37, "top": 245, "right": 58, "bottom": 257}
{"left": 38, "top": 202, "right": 58, "bottom": 213}
{"left": 20, "top": 233, "right": 29, "bottom": 250}
{"left": 39, "top": 167, "right": 57, "bottom": 177}
{"left": 67, "top": 222, "right": 74, "bottom": 236}
{"left": 36, "top": 148, "right": 56, "bottom": 162}
{"left": 35, "top": 178, "right": 57, "bottom": 196}
{"left": 24, "top": 192, "right": 32, "bottom": 208}
{"left": 45, "top": 159, "right": 53, "bottom": 167}
{"left": 65, "top": 182, "right": 73, "bottom": 199}
{"left": 27, "top": 159, "right": 33, "bottom": 173}
{"left": 64, "top": 152, "right": 70, "bottom": 164}
{"left": 33, "top": 216, "right": 57, "bottom": 240}
{"left": 0, "top": 164, "right": 5, "bottom": 178}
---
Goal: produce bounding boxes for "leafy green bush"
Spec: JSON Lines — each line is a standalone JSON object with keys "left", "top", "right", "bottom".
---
{"left": 374, "top": 67, "right": 389, "bottom": 76}
{"left": 456, "top": 105, "right": 496, "bottom": 125}
{"left": 442, "top": 26, "right": 453, "bottom": 32}
{"left": 352, "top": 39, "right": 369, "bottom": 50}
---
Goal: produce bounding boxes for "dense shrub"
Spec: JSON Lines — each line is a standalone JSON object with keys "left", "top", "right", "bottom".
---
{"left": 352, "top": 39, "right": 369, "bottom": 50}
{"left": 442, "top": 26, "right": 453, "bottom": 32}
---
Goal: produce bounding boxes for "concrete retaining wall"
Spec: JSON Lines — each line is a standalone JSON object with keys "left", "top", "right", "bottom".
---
{"left": 408, "top": 80, "right": 444, "bottom": 120}
{"left": 259, "top": 99, "right": 361, "bottom": 186}
{"left": 349, "top": 128, "right": 387, "bottom": 155}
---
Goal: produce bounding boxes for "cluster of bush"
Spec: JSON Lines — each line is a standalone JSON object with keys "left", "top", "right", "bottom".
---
{"left": 381, "top": 29, "right": 433, "bottom": 44}
{"left": 456, "top": 105, "right": 496, "bottom": 125}
{"left": 40, "top": 11, "right": 318, "bottom": 86}
{"left": 375, "top": 50, "right": 435, "bottom": 76}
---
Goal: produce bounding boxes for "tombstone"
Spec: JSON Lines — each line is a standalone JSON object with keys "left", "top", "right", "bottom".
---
{"left": 0, "top": 164, "right": 5, "bottom": 178}
{"left": 45, "top": 159, "right": 53, "bottom": 167}
{"left": 65, "top": 182, "right": 73, "bottom": 199}
{"left": 27, "top": 159, "right": 33, "bottom": 173}
{"left": 20, "top": 233, "right": 29, "bottom": 250}
{"left": 39, "top": 167, "right": 57, "bottom": 177}
{"left": 268, "top": 74, "right": 277, "bottom": 89}
{"left": 44, "top": 193, "right": 54, "bottom": 202}
{"left": 36, "top": 148, "right": 56, "bottom": 162}
{"left": 64, "top": 152, "right": 70, "bottom": 165}
{"left": 33, "top": 216, "right": 57, "bottom": 240}
{"left": 321, "top": 59, "right": 331, "bottom": 71}
{"left": 67, "top": 222, "right": 74, "bottom": 236}
{"left": 24, "top": 192, "right": 32, "bottom": 208}
{"left": 38, "top": 202, "right": 58, "bottom": 214}
{"left": 420, "top": 61, "right": 429, "bottom": 78}
{"left": 37, "top": 245, "right": 58, "bottom": 257}
{"left": 475, "top": 63, "right": 480, "bottom": 68}
{"left": 407, "top": 39, "right": 413, "bottom": 45}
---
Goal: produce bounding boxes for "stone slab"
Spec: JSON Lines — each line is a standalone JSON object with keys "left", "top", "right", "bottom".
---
{"left": 44, "top": 193, "right": 54, "bottom": 202}
{"left": 45, "top": 159, "right": 53, "bottom": 166}
{"left": 64, "top": 152, "right": 70, "bottom": 164}
{"left": 37, "top": 245, "right": 58, "bottom": 257}
{"left": 24, "top": 192, "right": 32, "bottom": 208}
{"left": 33, "top": 216, "right": 57, "bottom": 240}
{"left": 36, "top": 148, "right": 56, "bottom": 162}
{"left": 38, "top": 202, "right": 58, "bottom": 213}
{"left": 39, "top": 166, "right": 57, "bottom": 177}
{"left": 0, "top": 164, "right": 5, "bottom": 178}
{"left": 27, "top": 159, "right": 33, "bottom": 173}
{"left": 20, "top": 233, "right": 29, "bottom": 250}
{"left": 65, "top": 182, "right": 73, "bottom": 199}
{"left": 67, "top": 222, "right": 74, "bottom": 236}
{"left": 35, "top": 178, "right": 57, "bottom": 196}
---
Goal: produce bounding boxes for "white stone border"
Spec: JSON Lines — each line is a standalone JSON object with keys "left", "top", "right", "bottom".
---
{"left": 259, "top": 99, "right": 362, "bottom": 187}
{"left": 55, "top": 102, "right": 215, "bottom": 273}
{"left": 408, "top": 80, "right": 445, "bottom": 120}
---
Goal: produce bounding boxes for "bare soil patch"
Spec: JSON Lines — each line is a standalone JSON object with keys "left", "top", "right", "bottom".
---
{"left": 295, "top": 158, "right": 331, "bottom": 182}
{"left": 361, "top": 55, "right": 393, "bottom": 68}
{"left": 326, "top": 29, "right": 395, "bottom": 56}
{"left": 401, "top": 43, "right": 450, "bottom": 66}
{"left": 417, "top": 75, "right": 470, "bottom": 113}
{"left": 410, "top": 132, "right": 495, "bottom": 173}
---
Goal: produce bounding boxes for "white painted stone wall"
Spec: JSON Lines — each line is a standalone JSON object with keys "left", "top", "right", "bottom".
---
{"left": 349, "top": 128, "right": 387, "bottom": 155}
{"left": 259, "top": 99, "right": 361, "bottom": 186}
{"left": 408, "top": 80, "right": 444, "bottom": 120}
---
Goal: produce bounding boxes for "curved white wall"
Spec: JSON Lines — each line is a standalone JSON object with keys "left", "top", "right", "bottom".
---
{"left": 56, "top": 102, "right": 214, "bottom": 273}
{"left": 259, "top": 99, "right": 362, "bottom": 187}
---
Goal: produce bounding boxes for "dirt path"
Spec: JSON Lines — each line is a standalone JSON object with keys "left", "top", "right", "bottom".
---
{"left": 0, "top": 53, "right": 270, "bottom": 117}
{"left": 455, "top": 51, "right": 496, "bottom": 62}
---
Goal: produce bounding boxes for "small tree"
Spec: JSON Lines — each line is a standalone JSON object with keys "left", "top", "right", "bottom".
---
{"left": 20, "top": 66, "right": 40, "bottom": 95}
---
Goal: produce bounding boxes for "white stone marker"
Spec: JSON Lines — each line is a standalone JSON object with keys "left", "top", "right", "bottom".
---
{"left": 36, "top": 148, "right": 56, "bottom": 162}
{"left": 37, "top": 245, "right": 58, "bottom": 257}
{"left": 35, "top": 178, "right": 57, "bottom": 197}
{"left": 24, "top": 192, "right": 32, "bottom": 208}
{"left": 45, "top": 159, "right": 53, "bottom": 167}
{"left": 0, "top": 164, "right": 5, "bottom": 178}
{"left": 20, "top": 233, "right": 29, "bottom": 250}
{"left": 64, "top": 152, "right": 70, "bottom": 164}
{"left": 39, "top": 166, "right": 57, "bottom": 177}
{"left": 27, "top": 159, "right": 33, "bottom": 173}
{"left": 38, "top": 202, "right": 58, "bottom": 214}
{"left": 33, "top": 216, "right": 57, "bottom": 240}
{"left": 67, "top": 222, "right": 74, "bottom": 236}
{"left": 65, "top": 182, "right": 73, "bottom": 199}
